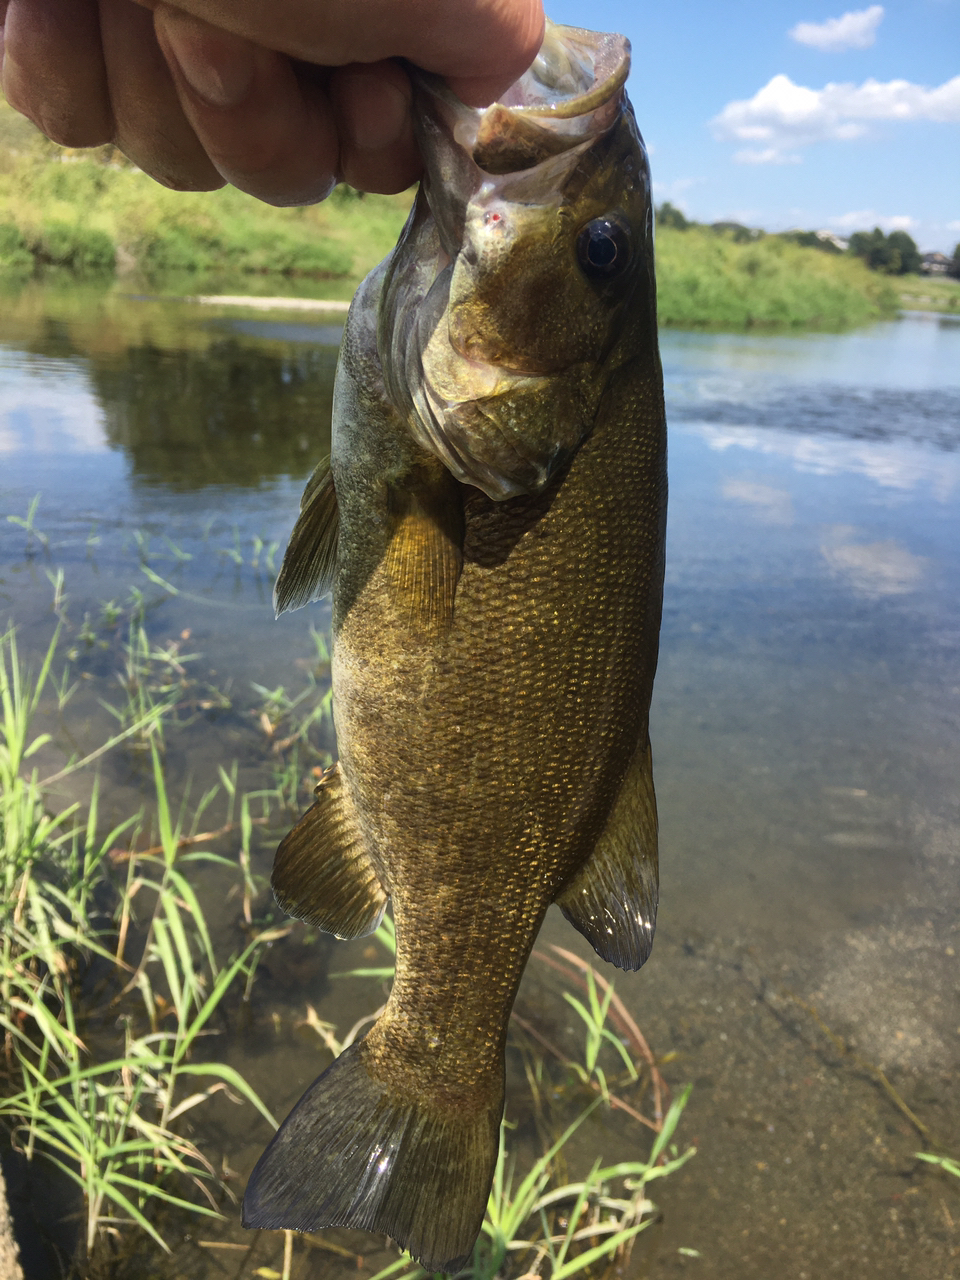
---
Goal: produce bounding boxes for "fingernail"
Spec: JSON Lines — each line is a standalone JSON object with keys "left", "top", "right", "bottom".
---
{"left": 156, "top": 7, "right": 256, "bottom": 109}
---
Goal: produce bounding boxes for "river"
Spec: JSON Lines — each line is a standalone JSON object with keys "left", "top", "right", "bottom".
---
{"left": 1, "top": 281, "right": 958, "bottom": 1279}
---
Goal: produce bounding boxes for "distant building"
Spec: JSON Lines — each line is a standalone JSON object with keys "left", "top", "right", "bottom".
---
{"left": 920, "top": 252, "right": 951, "bottom": 275}
{"left": 816, "top": 230, "right": 849, "bottom": 252}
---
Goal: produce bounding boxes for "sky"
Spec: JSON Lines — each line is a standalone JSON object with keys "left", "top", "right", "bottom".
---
{"left": 547, "top": 0, "right": 960, "bottom": 251}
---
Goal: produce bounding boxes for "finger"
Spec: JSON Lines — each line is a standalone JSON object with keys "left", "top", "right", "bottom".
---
{"left": 1, "top": 0, "right": 113, "bottom": 146}
{"left": 154, "top": 3, "right": 340, "bottom": 206}
{"left": 145, "top": 0, "right": 544, "bottom": 94}
{"left": 99, "top": 0, "right": 223, "bottom": 189}
{"left": 329, "top": 62, "right": 420, "bottom": 195}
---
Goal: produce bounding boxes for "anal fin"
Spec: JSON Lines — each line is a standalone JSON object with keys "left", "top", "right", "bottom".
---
{"left": 556, "top": 740, "right": 659, "bottom": 971}
{"left": 274, "top": 457, "right": 339, "bottom": 616}
{"left": 272, "top": 763, "right": 387, "bottom": 939}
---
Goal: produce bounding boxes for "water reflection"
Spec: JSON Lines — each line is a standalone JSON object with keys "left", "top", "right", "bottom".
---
{"left": 94, "top": 338, "right": 336, "bottom": 488}
{"left": 0, "top": 286, "right": 341, "bottom": 491}
{"left": 665, "top": 316, "right": 960, "bottom": 456}
{"left": 820, "top": 530, "right": 928, "bottom": 597}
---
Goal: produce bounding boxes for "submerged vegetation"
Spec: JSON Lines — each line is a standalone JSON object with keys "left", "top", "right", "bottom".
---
{"left": 0, "top": 499, "right": 694, "bottom": 1278}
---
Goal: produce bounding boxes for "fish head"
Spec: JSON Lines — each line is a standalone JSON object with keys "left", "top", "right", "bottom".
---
{"left": 379, "top": 22, "right": 657, "bottom": 500}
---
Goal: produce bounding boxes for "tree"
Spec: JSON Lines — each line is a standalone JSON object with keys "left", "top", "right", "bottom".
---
{"left": 657, "top": 201, "right": 690, "bottom": 230}
{"left": 848, "top": 226, "right": 920, "bottom": 274}
{"left": 886, "top": 229, "right": 921, "bottom": 275}
{"left": 949, "top": 243, "right": 960, "bottom": 280}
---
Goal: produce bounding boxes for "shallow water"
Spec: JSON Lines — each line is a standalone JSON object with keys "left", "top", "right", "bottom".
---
{"left": 2, "top": 283, "right": 959, "bottom": 1277}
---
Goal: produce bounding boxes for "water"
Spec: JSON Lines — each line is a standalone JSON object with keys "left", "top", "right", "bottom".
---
{"left": 2, "top": 283, "right": 959, "bottom": 1277}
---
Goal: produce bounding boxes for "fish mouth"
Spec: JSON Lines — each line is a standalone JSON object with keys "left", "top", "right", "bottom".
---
{"left": 415, "top": 20, "right": 630, "bottom": 177}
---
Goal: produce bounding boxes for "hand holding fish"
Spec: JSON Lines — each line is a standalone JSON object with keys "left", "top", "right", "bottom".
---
{"left": 0, "top": 0, "right": 544, "bottom": 200}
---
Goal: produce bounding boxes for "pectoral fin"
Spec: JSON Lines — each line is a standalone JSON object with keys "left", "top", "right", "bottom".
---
{"left": 556, "top": 741, "right": 659, "bottom": 971}
{"left": 274, "top": 458, "right": 339, "bottom": 616}
{"left": 384, "top": 474, "right": 464, "bottom": 635}
{"left": 272, "top": 763, "right": 387, "bottom": 939}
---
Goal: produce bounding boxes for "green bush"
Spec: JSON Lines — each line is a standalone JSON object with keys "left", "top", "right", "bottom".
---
{"left": 0, "top": 148, "right": 366, "bottom": 284}
{"left": 136, "top": 215, "right": 352, "bottom": 279}
{"left": 34, "top": 219, "right": 116, "bottom": 271}
{"left": 656, "top": 226, "right": 898, "bottom": 329}
{"left": 0, "top": 220, "right": 32, "bottom": 271}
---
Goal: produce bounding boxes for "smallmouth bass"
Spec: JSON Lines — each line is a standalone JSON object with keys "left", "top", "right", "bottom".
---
{"left": 243, "top": 20, "right": 667, "bottom": 1273}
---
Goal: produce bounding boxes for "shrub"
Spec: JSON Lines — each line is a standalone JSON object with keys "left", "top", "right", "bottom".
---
{"left": 33, "top": 220, "right": 116, "bottom": 272}
{"left": 0, "top": 221, "right": 32, "bottom": 272}
{"left": 656, "top": 226, "right": 898, "bottom": 329}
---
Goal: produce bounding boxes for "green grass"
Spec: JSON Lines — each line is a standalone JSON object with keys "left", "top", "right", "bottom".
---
{"left": 896, "top": 272, "right": 960, "bottom": 314}
{"left": 0, "top": 623, "right": 286, "bottom": 1268}
{"left": 0, "top": 93, "right": 412, "bottom": 297}
{"left": 655, "top": 225, "right": 899, "bottom": 329}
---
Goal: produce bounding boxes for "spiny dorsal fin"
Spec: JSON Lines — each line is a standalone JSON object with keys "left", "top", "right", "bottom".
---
{"left": 274, "top": 458, "right": 339, "bottom": 616}
{"left": 384, "top": 475, "right": 464, "bottom": 636}
{"left": 555, "top": 740, "right": 659, "bottom": 971}
{"left": 272, "top": 763, "right": 387, "bottom": 939}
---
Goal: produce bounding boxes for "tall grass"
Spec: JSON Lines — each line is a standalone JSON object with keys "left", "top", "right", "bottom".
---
{"left": 0, "top": 623, "right": 284, "bottom": 1271}
{"left": 0, "top": 95, "right": 412, "bottom": 294}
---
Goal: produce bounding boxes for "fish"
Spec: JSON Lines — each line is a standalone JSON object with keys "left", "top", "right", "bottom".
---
{"left": 242, "top": 19, "right": 667, "bottom": 1274}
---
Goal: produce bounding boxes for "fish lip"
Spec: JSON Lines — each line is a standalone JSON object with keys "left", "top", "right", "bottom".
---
{"left": 413, "top": 21, "right": 630, "bottom": 128}
{"left": 411, "top": 20, "right": 630, "bottom": 176}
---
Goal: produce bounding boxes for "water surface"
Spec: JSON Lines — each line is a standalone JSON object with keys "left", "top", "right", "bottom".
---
{"left": 2, "top": 284, "right": 958, "bottom": 1277}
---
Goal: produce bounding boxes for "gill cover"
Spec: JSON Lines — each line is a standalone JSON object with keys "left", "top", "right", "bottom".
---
{"left": 378, "top": 21, "right": 654, "bottom": 501}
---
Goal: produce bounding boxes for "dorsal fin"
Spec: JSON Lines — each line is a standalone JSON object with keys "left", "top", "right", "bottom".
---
{"left": 274, "top": 458, "right": 339, "bottom": 616}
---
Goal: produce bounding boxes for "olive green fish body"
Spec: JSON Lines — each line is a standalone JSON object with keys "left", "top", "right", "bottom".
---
{"left": 244, "top": 22, "right": 666, "bottom": 1273}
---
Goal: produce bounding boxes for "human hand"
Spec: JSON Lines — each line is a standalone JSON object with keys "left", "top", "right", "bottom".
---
{"left": 0, "top": 0, "right": 544, "bottom": 203}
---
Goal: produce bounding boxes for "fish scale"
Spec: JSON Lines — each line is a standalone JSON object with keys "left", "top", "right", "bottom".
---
{"left": 244, "top": 19, "right": 666, "bottom": 1273}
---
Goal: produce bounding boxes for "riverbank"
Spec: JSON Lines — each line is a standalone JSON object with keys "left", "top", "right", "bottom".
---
{"left": 896, "top": 272, "right": 960, "bottom": 314}
{"left": 0, "top": 95, "right": 916, "bottom": 329}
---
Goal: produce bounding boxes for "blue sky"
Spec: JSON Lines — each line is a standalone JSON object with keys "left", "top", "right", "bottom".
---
{"left": 547, "top": 0, "right": 959, "bottom": 251}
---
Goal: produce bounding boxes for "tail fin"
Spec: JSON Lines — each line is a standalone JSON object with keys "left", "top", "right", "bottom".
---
{"left": 242, "top": 1040, "right": 500, "bottom": 1274}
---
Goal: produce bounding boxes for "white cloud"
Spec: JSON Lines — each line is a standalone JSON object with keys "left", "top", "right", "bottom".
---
{"left": 789, "top": 6, "right": 884, "bottom": 52}
{"left": 948, "top": 220, "right": 960, "bottom": 232}
{"left": 733, "top": 147, "right": 802, "bottom": 164}
{"left": 651, "top": 176, "right": 702, "bottom": 206}
{"left": 712, "top": 72, "right": 960, "bottom": 162}
{"left": 826, "top": 209, "right": 917, "bottom": 231}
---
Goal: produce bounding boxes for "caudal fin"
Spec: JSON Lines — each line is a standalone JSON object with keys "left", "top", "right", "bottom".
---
{"left": 242, "top": 1040, "right": 500, "bottom": 1274}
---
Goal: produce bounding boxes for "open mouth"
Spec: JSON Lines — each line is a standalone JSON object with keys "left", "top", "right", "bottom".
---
{"left": 415, "top": 21, "right": 630, "bottom": 177}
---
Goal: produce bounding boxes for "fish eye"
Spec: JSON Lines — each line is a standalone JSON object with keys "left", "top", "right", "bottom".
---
{"left": 576, "top": 217, "right": 631, "bottom": 281}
